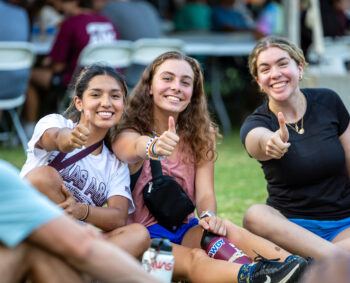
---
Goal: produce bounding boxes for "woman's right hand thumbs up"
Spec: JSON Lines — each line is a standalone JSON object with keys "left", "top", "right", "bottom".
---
{"left": 265, "top": 112, "right": 291, "bottom": 159}
{"left": 153, "top": 116, "right": 180, "bottom": 157}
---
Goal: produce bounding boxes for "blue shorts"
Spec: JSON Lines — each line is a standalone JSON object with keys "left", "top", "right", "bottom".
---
{"left": 289, "top": 216, "right": 350, "bottom": 241}
{"left": 147, "top": 218, "right": 199, "bottom": 244}
{"left": 0, "top": 160, "right": 62, "bottom": 247}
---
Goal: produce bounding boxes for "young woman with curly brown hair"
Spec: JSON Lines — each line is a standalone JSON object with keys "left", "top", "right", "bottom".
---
{"left": 112, "top": 51, "right": 307, "bottom": 283}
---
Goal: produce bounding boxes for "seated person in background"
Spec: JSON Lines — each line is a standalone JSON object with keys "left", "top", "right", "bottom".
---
{"left": 212, "top": 0, "right": 255, "bottom": 32}
{"left": 174, "top": 0, "right": 212, "bottom": 32}
{"left": 100, "top": 0, "right": 163, "bottom": 87}
{"left": 21, "top": 64, "right": 149, "bottom": 259}
{"left": 25, "top": 0, "right": 118, "bottom": 136}
{"left": 28, "top": 0, "right": 63, "bottom": 41}
{"left": 0, "top": 159, "right": 159, "bottom": 283}
{"left": 101, "top": 0, "right": 162, "bottom": 41}
{"left": 248, "top": 0, "right": 284, "bottom": 38}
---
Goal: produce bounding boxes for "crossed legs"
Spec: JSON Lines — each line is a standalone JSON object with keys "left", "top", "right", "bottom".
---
{"left": 25, "top": 165, "right": 149, "bottom": 258}
{"left": 28, "top": 215, "right": 157, "bottom": 283}
{"left": 243, "top": 204, "right": 348, "bottom": 259}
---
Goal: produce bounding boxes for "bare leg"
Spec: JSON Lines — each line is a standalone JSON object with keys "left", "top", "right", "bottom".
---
{"left": 26, "top": 167, "right": 150, "bottom": 259}
{"left": 25, "top": 85, "right": 40, "bottom": 123}
{"left": 300, "top": 253, "right": 350, "bottom": 283}
{"left": 28, "top": 216, "right": 158, "bottom": 283}
{"left": 105, "top": 223, "right": 150, "bottom": 258}
{"left": 25, "top": 67, "right": 52, "bottom": 123}
{"left": 27, "top": 246, "right": 86, "bottom": 283}
{"left": 332, "top": 227, "right": 350, "bottom": 251}
{"left": 0, "top": 244, "right": 29, "bottom": 283}
{"left": 24, "top": 166, "right": 66, "bottom": 203}
{"left": 181, "top": 221, "right": 290, "bottom": 261}
{"left": 172, "top": 244, "right": 240, "bottom": 283}
{"left": 224, "top": 220, "right": 291, "bottom": 260}
{"left": 243, "top": 204, "right": 344, "bottom": 259}
{"left": 181, "top": 225, "right": 202, "bottom": 248}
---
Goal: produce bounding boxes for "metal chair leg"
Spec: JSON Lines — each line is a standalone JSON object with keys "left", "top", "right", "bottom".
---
{"left": 8, "top": 109, "right": 28, "bottom": 152}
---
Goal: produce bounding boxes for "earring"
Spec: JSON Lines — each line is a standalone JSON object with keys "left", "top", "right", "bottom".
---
{"left": 299, "top": 74, "right": 303, "bottom": 81}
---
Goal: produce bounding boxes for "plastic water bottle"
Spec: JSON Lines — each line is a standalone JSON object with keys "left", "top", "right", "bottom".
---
{"left": 200, "top": 230, "right": 252, "bottom": 264}
{"left": 142, "top": 238, "right": 174, "bottom": 282}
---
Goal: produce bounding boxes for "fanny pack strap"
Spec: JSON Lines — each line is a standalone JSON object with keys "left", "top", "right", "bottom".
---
{"left": 150, "top": 159, "right": 163, "bottom": 178}
{"left": 48, "top": 140, "right": 103, "bottom": 171}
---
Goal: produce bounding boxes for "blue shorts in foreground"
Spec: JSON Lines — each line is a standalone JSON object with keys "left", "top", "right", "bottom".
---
{"left": 289, "top": 216, "right": 350, "bottom": 241}
{"left": 147, "top": 218, "right": 199, "bottom": 244}
{"left": 0, "top": 160, "right": 62, "bottom": 248}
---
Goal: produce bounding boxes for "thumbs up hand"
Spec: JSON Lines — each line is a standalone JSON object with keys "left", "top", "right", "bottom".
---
{"left": 265, "top": 112, "right": 291, "bottom": 159}
{"left": 69, "top": 110, "right": 91, "bottom": 150}
{"left": 278, "top": 112, "right": 289, "bottom": 143}
{"left": 152, "top": 116, "right": 180, "bottom": 157}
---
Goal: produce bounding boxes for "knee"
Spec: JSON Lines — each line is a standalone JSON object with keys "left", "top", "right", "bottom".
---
{"left": 25, "top": 166, "right": 64, "bottom": 203}
{"left": 128, "top": 223, "right": 151, "bottom": 251}
{"left": 126, "top": 223, "right": 151, "bottom": 246}
{"left": 243, "top": 204, "right": 267, "bottom": 232}
{"left": 108, "top": 223, "right": 150, "bottom": 257}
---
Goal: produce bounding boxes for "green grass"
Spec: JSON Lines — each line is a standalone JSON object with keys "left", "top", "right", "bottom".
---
{"left": 215, "top": 131, "right": 267, "bottom": 225}
{"left": 0, "top": 131, "right": 267, "bottom": 226}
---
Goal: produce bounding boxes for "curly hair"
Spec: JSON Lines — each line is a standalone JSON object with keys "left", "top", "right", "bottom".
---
{"left": 115, "top": 51, "right": 219, "bottom": 164}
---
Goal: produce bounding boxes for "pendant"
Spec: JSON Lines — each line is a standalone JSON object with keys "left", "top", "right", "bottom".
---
{"left": 298, "top": 128, "right": 305, "bottom": 134}
{"left": 295, "top": 124, "right": 299, "bottom": 132}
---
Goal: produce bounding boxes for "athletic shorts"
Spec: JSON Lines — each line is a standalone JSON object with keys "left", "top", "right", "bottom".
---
{"left": 289, "top": 216, "right": 350, "bottom": 241}
{"left": 0, "top": 160, "right": 62, "bottom": 247}
{"left": 147, "top": 218, "right": 199, "bottom": 244}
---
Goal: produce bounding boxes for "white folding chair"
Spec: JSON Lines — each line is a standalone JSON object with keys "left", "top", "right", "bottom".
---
{"left": 132, "top": 38, "right": 184, "bottom": 65}
{"left": 59, "top": 40, "right": 133, "bottom": 112}
{"left": 78, "top": 40, "right": 133, "bottom": 68}
{"left": 0, "top": 41, "right": 35, "bottom": 152}
{"left": 125, "top": 38, "right": 184, "bottom": 87}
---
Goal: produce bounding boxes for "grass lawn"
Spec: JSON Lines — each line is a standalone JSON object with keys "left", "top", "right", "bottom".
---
{"left": 0, "top": 130, "right": 267, "bottom": 225}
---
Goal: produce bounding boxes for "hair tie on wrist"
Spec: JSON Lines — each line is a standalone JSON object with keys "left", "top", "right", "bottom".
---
{"left": 79, "top": 203, "right": 89, "bottom": 221}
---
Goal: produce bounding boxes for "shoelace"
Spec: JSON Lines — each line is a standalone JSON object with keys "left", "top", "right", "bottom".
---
{"left": 253, "top": 251, "right": 280, "bottom": 263}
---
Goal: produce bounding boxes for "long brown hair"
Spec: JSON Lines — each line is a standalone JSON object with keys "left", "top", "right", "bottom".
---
{"left": 115, "top": 51, "right": 219, "bottom": 164}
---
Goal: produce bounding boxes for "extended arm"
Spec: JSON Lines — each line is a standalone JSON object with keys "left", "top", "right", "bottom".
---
{"left": 245, "top": 112, "right": 290, "bottom": 161}
{"left": 113, "top": 117, "right": 179, "bottom": 164}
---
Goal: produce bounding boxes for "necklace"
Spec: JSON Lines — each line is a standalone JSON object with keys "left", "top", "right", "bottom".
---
{"left": 286, "top": 117, "right": 304, "bottom": 134}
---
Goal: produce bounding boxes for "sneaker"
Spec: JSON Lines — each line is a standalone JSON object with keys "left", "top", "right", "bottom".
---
{"left": 238, "top": 254, "right": 307, "bottom": 283}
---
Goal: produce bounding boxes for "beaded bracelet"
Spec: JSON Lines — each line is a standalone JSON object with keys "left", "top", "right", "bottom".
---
{"left": 145, "top": 137, "right": 155, "bottom": 160}
{"left": 79, "top": 203, "right": 90, "bottom": 221}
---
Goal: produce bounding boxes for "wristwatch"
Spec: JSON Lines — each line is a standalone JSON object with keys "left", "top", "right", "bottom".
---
{"left": 199, "top": 210, "right": 216, "bottom": 219}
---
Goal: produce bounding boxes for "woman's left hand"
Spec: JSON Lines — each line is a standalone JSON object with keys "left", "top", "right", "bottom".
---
{"left": 199, "top": 215, "right": 227, "bottom": 237}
